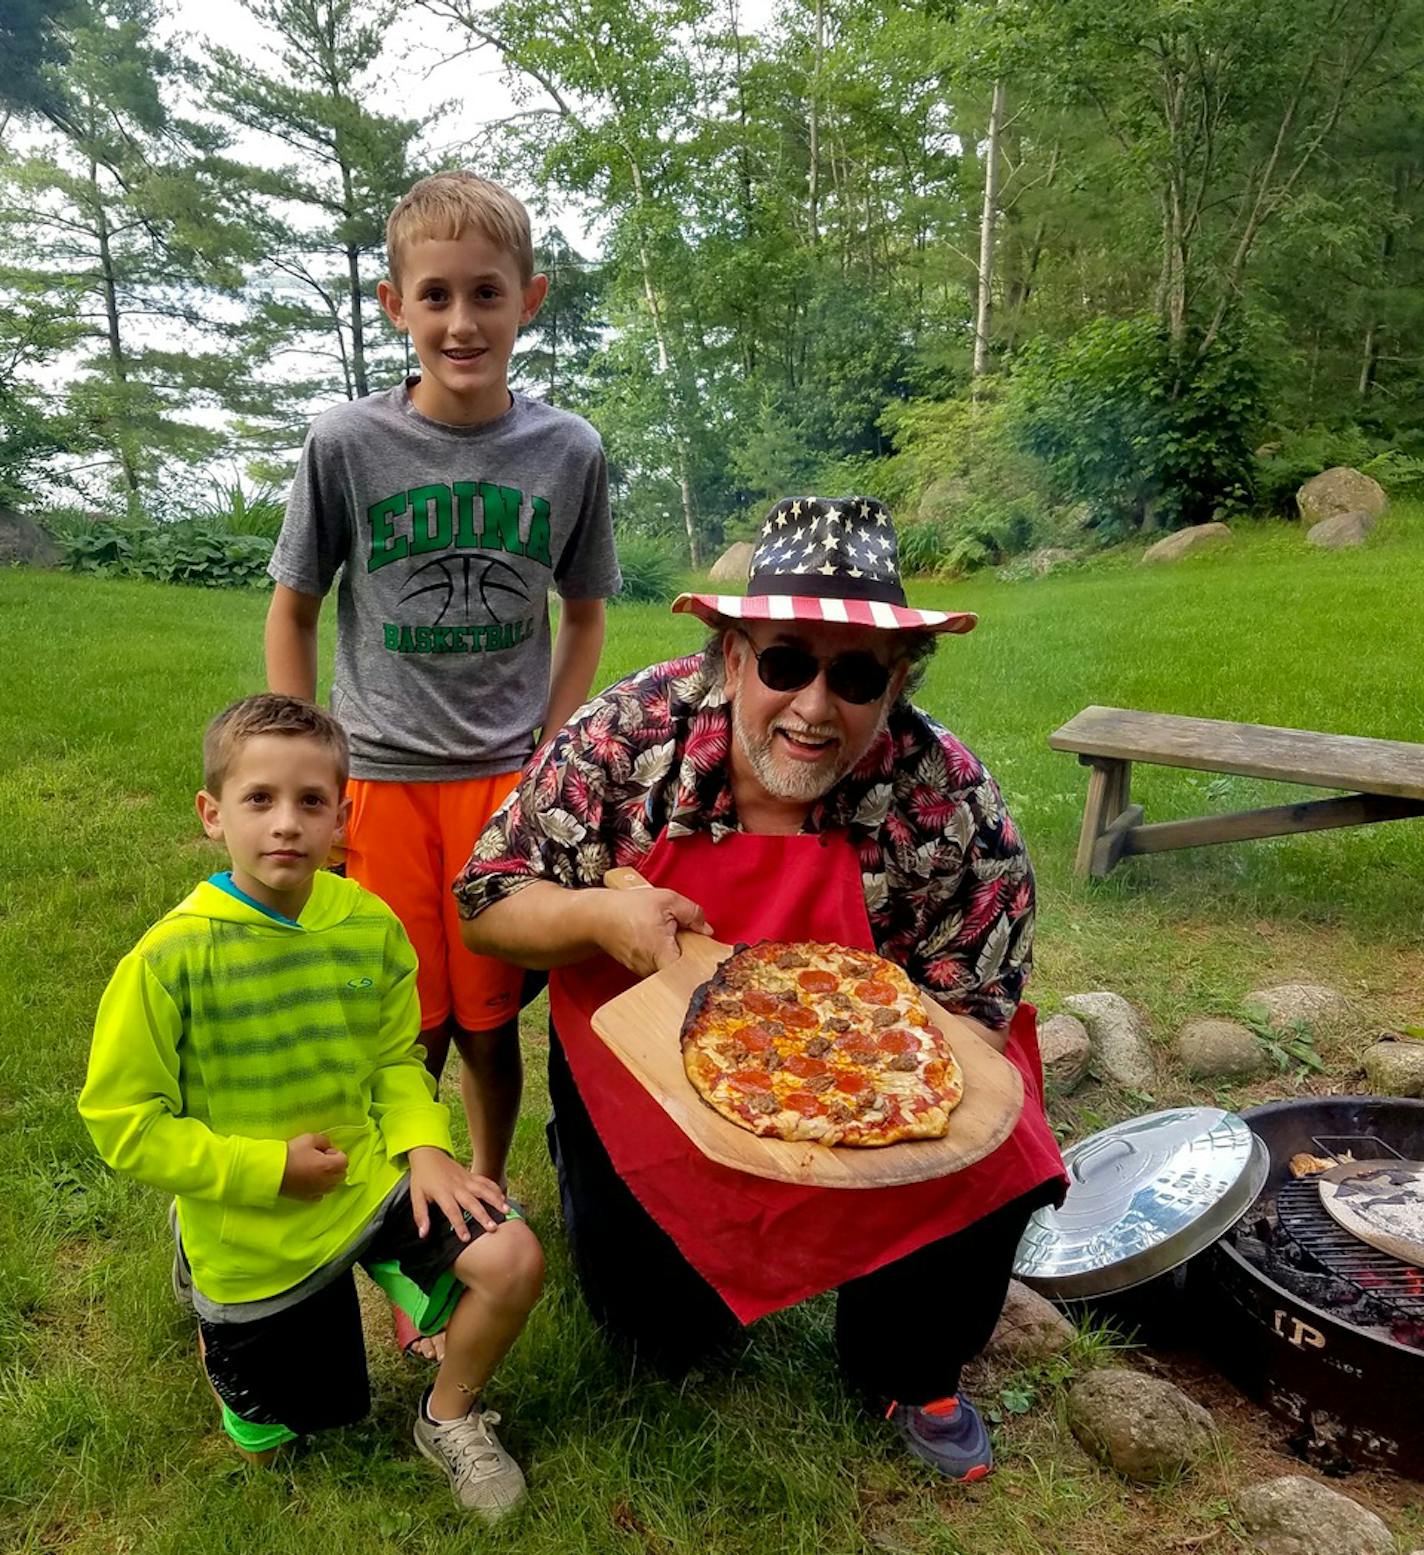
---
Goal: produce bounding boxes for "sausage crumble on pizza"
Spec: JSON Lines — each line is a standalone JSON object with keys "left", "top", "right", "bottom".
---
{"left": 680, "top": 941, "right": 965, "bottom": 1146}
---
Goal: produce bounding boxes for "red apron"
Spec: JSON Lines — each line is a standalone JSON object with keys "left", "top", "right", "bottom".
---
{"left": 548, "top": 826, "right": 1066, "bottom": 1323}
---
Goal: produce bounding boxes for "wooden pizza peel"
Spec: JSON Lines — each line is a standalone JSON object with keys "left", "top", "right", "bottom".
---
{"left": 1319, "top": 1158, "right": 1424, "bottom": 1269}
{"left": 589, "top": 868, "right": 1025, "bottom": 1189}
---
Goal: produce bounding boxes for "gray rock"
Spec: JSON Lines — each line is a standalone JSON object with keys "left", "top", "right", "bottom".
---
{"left": 1245, "top": 983, "right": 1354, "bottom": 1034}
{"left": 984, "top": 1280, "right": 1074, "bottom": 1362}
{"left": 1028, "top": 546, "right": 1075, "bottom": 577}
{"left": 1141, "top": 522, "right": 1232, "bottom": 563}
{"left": 707, "top": 541, "right": 754, "bottom": 583}
{"left": 0, "top": 509, "right": 62, "bottom": 569}
{"left": 1061, "top": 992, "right": 1155, "bottom": 1089}
{"left": 1175, "top": 1017, "right": 1268, "bottom": 1079}
{"left": 1362, "top": 1037, "right": 1424, "bottom": 1097}
{"left": 1066, "top": 1368, "right": 1214, "bottom": 1482}
{"left": 1307, "top": 510, "right": 1376, "bottom": 549}
{"left": 1236, "top": 1475, "right": 1392, "bottom": 1555}
{"left": 1296, "top": 466, "right": 1388, "bottom": 526}
{"left": 1038, "top": 1013, "right": 1092, "bottom": 1092}
{"left": 917, "top": 475, "right": 969, "bottom": 523}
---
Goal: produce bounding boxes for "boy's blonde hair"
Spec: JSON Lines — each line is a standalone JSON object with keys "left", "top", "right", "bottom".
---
{"left": 203, "top": 694, "right": 350, "bottom": 795}
{"left": 386, "top": 171, "right": 535, "bottom": 289}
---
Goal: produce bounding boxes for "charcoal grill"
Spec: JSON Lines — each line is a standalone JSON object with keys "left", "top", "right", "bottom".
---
{"left": 1195, "top": 1096, "right": 1424, "bottom": 1476}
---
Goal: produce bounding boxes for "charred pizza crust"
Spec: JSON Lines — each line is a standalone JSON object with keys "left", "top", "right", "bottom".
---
{"left": 679, "top": 941, "right": 964, "bottom": 1147}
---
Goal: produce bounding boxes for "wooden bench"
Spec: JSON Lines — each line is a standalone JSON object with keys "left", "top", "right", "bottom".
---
{"left": 1050, "top": 706, "right": 1424, "bottom": 879}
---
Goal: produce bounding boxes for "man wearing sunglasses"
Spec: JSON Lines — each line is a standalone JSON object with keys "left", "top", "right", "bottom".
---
{"left": 453, "top": 497, "right": 1065, "bottom": 1483}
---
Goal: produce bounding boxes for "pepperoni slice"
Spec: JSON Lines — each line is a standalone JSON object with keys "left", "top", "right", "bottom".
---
{"left": 743, "top": 989, "right": 780, "bottom": 1016}
{"left": 729, "top": 1070, "right": 774, "bottom": 1093}
{"left": 854, "top": 980, "right": 897, "bottom": 1006}
{"left": 833, "top": 1069, "right": 868, "bottom": 1094}
{"left": 783, "top": 1090, "right": 828, "bottom": 1117}
{"left": 783, "top": 1053, "right": 828, "bottom": 1079}
{"left": 781, "top": 1004, "right": 819, "bottom": 1029}
{"left": 738, "top": 1024, "right": 773, "bottom": 1052}
{"left": 797, "top": 968, "right": 838, "bottom": 994}
{"left": 836, "top": 1031, "right": 878, "bottom": 1056}
{"left": 877, "top": 1028, "right": 918, "bottom": 1053}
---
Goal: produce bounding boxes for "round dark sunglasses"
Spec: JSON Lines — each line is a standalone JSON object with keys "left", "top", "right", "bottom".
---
{"left": 736, "top": 629, "right": 892, "bottom": 705}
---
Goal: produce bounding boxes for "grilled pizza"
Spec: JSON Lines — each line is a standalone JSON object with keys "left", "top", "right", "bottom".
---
{"left": 680, "top": 941, "right": 964, "bottom": 1147}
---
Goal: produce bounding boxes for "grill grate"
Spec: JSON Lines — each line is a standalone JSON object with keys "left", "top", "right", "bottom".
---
{"left": 1276, "top": 1178, "right": 1424, "bottom": 1319}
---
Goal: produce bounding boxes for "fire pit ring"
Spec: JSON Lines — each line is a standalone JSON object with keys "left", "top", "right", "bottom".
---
{"left": 1194, "top": 1095, "right": 1424, "bottom": 1477}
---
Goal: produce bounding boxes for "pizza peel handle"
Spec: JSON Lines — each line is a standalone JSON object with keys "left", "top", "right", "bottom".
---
{"left": 600, "top": 867, "right": 735, "bottom": 977}
{"left": 589, "top": 878, "right": 1025, "bottom": 1189}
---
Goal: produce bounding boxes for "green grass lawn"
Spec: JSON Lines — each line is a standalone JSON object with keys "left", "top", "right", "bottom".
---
{"left": 2, "top": 511, "right": 1423, "bottom": 1552}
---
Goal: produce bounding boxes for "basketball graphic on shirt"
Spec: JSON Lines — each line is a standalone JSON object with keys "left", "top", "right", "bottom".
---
{"left": 398, "top": 556, "right": 531, "bottom": 626}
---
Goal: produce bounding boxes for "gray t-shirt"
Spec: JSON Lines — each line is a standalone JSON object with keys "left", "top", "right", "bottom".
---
{"left": 269, "top": 381, "right": 620, "bottom": 781}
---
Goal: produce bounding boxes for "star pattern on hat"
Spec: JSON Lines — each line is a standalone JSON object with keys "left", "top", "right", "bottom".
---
{"left": 750, "top": 496, "right": 899, "bottom": 583}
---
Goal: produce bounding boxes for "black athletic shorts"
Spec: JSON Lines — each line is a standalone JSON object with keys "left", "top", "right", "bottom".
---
{"left": 197, "top": 1180, "right": 508, "bottom": 1451}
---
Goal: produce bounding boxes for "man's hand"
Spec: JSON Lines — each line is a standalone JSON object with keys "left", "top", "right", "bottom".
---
{"left": 407, "top": 1145, "right": 508, "bottom": 1241}
{"left": 280, "top": 1133, "right": 348, "bottom": 1200}
{"left": 596, "top": 886, "right": 713, "bottom": 977}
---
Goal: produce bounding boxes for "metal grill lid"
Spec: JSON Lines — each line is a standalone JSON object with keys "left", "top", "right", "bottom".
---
{"left": 1014, "top": 1107, "right": 1268, "bottom": 1299}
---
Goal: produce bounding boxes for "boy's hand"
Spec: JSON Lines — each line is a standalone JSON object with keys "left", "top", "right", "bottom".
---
{"left": 279, "top": 1132, "right": 349, "bottom": 1200}
{"left": 407, "top": 1146, "right": 508, "bottom": 1241}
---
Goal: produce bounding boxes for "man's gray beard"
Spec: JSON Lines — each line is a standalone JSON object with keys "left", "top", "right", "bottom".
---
{"left": 731, "top": 697, "right": 888, "bottom": 804}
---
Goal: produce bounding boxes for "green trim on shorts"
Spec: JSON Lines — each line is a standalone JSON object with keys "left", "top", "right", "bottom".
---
{"left": 367, "top": 1259, "right": 463, "bottom": 1337}
{"left": 367, "top": 1205, "right": 523, "bottom": 1338}
{"left": 221, "top": 1403, "right": 297, "bottom": 1454}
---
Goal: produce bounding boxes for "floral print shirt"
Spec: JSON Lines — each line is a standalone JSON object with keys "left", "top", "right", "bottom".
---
{"left": 453, "top": 654, "right": 1034, "bottom": 1029}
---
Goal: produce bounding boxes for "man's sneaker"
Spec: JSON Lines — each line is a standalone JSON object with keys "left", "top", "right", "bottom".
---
{"left": 169, "top": 1201, "right": 194, "bottom": 1311}
{"left": 413, "top": 1392, "right": 527, "bottom": 1518}
{"left": 886, "top": 1393, "right": 993, "bottom": 1482}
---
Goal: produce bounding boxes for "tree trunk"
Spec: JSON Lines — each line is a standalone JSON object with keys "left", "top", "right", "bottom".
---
{"left": 807, "top": 0, "right": 823, "bottom": 245}
{"left": 344, "top": 224, "right": 369, "bottom": 397}
{"left": 972, "top": 79, "right": 1005, "bottom": 388}
{"left": 91, "top": 159, "right": 141, "bottom": 516}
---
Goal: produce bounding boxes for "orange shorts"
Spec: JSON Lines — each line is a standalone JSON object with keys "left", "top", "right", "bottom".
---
{"left": 343, "top": 773, "right": 523, "bottom": 1034}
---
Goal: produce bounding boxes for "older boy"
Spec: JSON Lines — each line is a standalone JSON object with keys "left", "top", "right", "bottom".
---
{"left": 263, "top": 174, "right": 620, "bottom": 1310}
{"left": 79, "top": 695, "right": 545, "bottom": 1518}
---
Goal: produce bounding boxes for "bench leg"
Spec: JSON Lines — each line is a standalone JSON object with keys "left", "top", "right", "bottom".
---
{"left": 1073, "top": 758, "right": 1130, "bottom": 879}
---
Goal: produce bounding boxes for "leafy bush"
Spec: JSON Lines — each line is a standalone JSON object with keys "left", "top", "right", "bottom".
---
{"left": 186, "top": 478, "right": 287, "bottom": 540}
{"left": 612, "top": 532, "right": 681, "bottom": 604}
{"left": 53, "top": 514, "right": 273, "bottom": 588}
{"left": 1005, "top": 315, "right": 1263, "bottom": 538}
{"left": 1360, "top": 449, "right": 1424, "bottom": 499}
{"left": 877, "top": 387, "right": 1053, "bottom": 573}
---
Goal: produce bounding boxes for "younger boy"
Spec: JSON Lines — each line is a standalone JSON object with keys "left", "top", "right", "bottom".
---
{"left": 79, "top": 695, "right": 545, "bottom": 1519}
{"left": 263, "top": 171, "right": 620, "bottom": 1262}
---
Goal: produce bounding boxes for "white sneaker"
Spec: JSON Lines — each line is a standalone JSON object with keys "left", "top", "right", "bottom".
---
{"left": 413, "top": 1397, "right": 527, "bottom": 1518}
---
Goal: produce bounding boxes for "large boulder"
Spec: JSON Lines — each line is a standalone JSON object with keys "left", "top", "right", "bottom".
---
{"left": 0, "top": 509, "right": 63, "bottom": 569}
{"left": 1176, "top": 1017, "right": 1268, "bottom": 1079}
{"left": 1236, "top": 1475, "right": 1393, "bottom": 1555}
{"left": 1066, "top": 1368, "right": 1214, "bottom": 1482}
{"left": 1061, "top": 991, "right": 1155, "bottom": 1089}
{"left": 1245, "top": 983, "right": 1354, "bottom": 1034}
{"left": 1038, "top": 1013, "right": 1092, "bottom": 1093}
{"left": 1306, "top": 511, "right": 1376, "bottom": 549}
{"left": 1296, "top": 467, "right": 1387, "bottom": 526}
{"left": 707, "top": 541, "right": 754, "bottom": 583}
{"left": 984, "top": 1280, "right": 1074, "bottom": 1362}
{"left": 1141, "top": 523, "right": 1232, "bottom": 564}
{"left": 1362, "top": 1036, "right": 1424, "bottom": 1097}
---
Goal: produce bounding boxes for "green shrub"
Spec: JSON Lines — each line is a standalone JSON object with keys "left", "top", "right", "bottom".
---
{"left": 52, "top": 514, "right": 273, "bottom": 589}
{"left": 186, "top": 477, "right": 287, "bottom": 541}
{"left": 1253, "top": 425, "right": 1377, "bottom": 513}
{"left": 613, "top": 532, "right": 681, "bottom": 604}
{"left": 1005, "top": 315, "right": 1263, "bottom": 538}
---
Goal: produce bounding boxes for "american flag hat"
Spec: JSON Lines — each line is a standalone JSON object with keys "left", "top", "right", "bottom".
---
{"left": 672, "top": 496, "right": 977, "bottom": 635}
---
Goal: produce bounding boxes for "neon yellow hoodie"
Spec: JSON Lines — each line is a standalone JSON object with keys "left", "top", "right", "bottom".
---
{"left": 79, "top": 871, "right": 453, "bottom": 1304}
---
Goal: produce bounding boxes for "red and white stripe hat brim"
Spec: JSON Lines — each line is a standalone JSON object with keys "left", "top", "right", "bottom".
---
{"left": 672, "top": 591, "right": 977, "bottom": 635}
